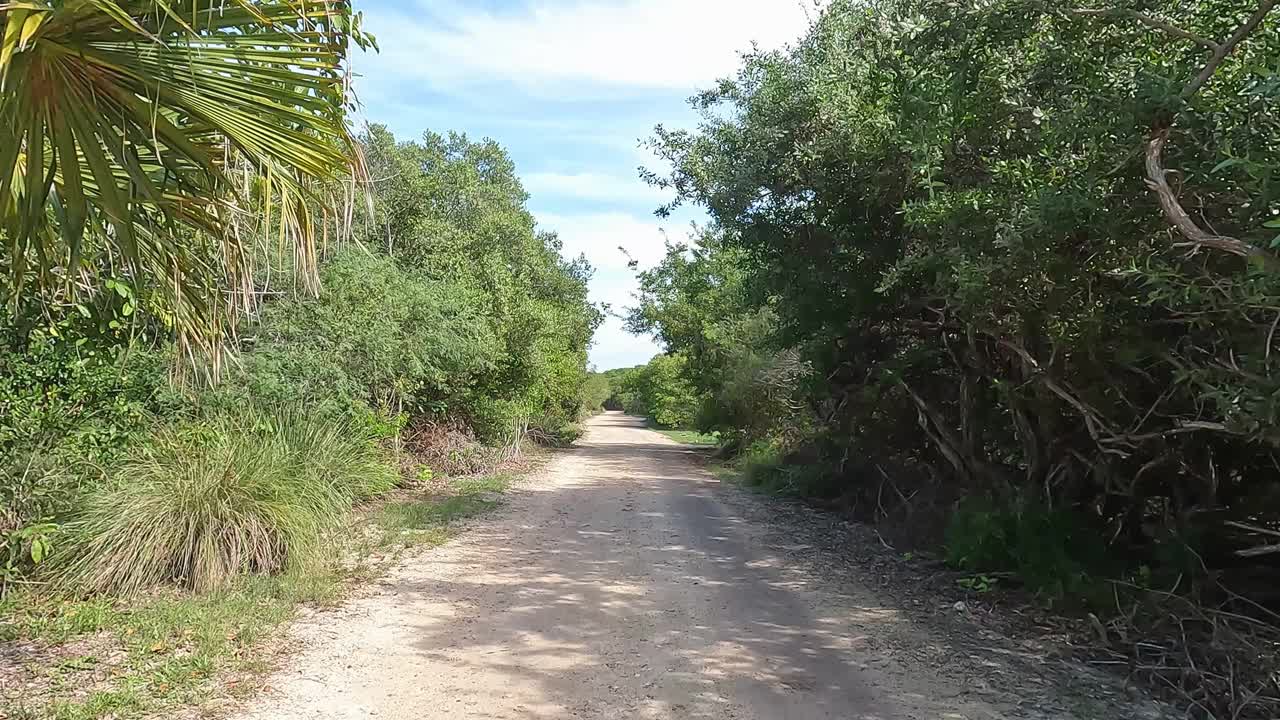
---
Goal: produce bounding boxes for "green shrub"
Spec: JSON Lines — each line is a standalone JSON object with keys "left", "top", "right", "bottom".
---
{"left": 615, "top": 354, "right": 701, "bottom": 428}
{"left": 578, "top": 373, "right": 612, "bottom": 416}
{"left": 945, "top": 500, "right": 1112, "bottom": 604}
{"left": 1, "top": 329, "right": 173, "bottom": 519}
{"left": 1, "top": 323, "right": 177, "bottom": 591}
{"left": 199, "top": 251, "right": 500, "bottom": 427}
{"left": 1, "top": 521, "right": 58, "bottom": 596}
{"left": 736, "top": 439, "right": 800, "bottom": 493}
{"left": 0, "top": 324, "right": 166, "bottom": 454}
{"left": 53, "top": 410, "right": 395, "bottom": 595}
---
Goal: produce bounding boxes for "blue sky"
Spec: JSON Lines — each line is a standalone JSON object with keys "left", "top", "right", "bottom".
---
{"left": 350, "top": 0, "right": 816, "bottom": 370}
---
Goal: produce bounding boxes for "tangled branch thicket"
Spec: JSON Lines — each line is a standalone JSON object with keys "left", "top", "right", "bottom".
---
{"left": 620, "top": 1, "right": 1280, "bottom": 716}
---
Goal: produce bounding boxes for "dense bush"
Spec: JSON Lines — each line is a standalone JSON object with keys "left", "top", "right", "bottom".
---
{"left": 54, "top": 410, "right": 395, "bottom": 595}
{"left": 611, "top": 354, "right": 701, "bottom": 428}
{"left": 1, "top": 323, "right": 172, "bottom": 486}
{"left": 578, "top": 373, "right": 613, "bottom": 416}
{"left": 205, "top": 250, "right": 500, "bottom": 427}
{"left": 627, "top": 238, "right": 810, "bottom": 449}
{"left": 945, "top": 500, "right": 1114, "bottom": 604}
{"left": 637, "top": 0, "right": 1280, "bottom": 598}
{"left": 355, "top": 126, "right": 601, "bottom": 441}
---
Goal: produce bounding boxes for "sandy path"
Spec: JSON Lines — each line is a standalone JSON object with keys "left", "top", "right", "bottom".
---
{"left": 233, "top": 413, "right": 1081, "bottom": 720}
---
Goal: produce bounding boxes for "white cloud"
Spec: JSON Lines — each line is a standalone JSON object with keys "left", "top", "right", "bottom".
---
{"left": 592, "top": 276, "right": 639, "bottom": 314}
{"left": 590, "top": 314, "right": 660, "bottom": 370}
{"left": 538, "top": 211, "right": 673, "bottom": 272}
{"left": 524, "top": 171, "right": 666, "bottom": 205}
{"left": 533, "top": 209, "right": 676, "bottom": 368}
{"left": 588, "top": 267, "right": 661, "bottom": 370}
{"left": 359, "top": 0, "right": 817, "bottom": 95}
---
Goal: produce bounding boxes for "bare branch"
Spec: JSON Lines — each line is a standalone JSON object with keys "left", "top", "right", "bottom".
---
{"left": 1225, "top": 520, "right": 1280, "bottom": 539}
{"left": 1070, "top": 8, "right": 1221, "bottom": 51}
{"left": 898, "top": 379, "right": 974, "bottom": 483}
{"left": 1236, "top": 543, "right": 1280, "bottom": 558}
{"left": 1183, "top": 0, "right": 1278, "bottom": 99}
{"left": 995, "top": 339, "right": 1119, "bottom": 440}
{"left": 1144, "top": 128, "right": 1277, "bottom": 266}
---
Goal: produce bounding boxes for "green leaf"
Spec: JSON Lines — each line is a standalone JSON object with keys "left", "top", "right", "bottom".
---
{"left": 1211, "top": 158, "right": 1244, "bottom": 173}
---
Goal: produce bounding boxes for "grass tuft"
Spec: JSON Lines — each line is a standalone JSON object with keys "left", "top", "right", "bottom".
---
{"left": 52, "top": 409, "right": 396, "bottom": 595}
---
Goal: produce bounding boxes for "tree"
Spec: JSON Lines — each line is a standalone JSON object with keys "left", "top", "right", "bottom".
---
{"left": 351, "top": 127, "right": 603, "bottom": 438}
{"left": 645, "top": 0, "right": 1280, "bottom": 573}
{"left": 627, "top": 230, "right": 807, "bottom": 446}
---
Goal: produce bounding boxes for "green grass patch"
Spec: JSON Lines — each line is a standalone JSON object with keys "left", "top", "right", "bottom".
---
{"left": 374, "top": 474, "right": 512, "bottom": 549}
{"left": 0, "top": 568, "right": 342, "bottom": 720}
{"left": 655, "top": 428, "right": 719, "bottom": 446}
{"left": 1, "top": 473, "right": 513, "bottom": 720}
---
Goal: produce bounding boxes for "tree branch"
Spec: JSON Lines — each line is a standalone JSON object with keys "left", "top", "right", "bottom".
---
{"left": 1074, "top": 4, "right": 1280, "bottom": 264}
{"left": 1070, "top": 8, "right": 1221, "bottom": 51}
{"left": 1236, "top": 543, "right": 1280, "bottom": 557}
{"left": 898, "top": 379, "right": 974, "bottom": 483}
{"left": 1143, "top": 128, "right": 1274, "bottom": 265}
{"left": 1225, "top": 520, "right": 1280, "bottom": 539}
{"left": 1182, "top": 0, "right": 1278, "bottom": 99}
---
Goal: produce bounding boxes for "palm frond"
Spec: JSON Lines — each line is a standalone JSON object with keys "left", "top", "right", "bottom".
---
{"left": 0, "top": 0, "right": 373, "bottom": 352}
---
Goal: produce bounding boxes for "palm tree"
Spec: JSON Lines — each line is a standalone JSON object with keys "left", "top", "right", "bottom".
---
{"left": 0, "top": 0, "right": 372, "bottom": 354}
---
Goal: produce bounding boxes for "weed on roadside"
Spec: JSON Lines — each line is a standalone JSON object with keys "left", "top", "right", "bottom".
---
{"left": 374, "top": 474, "right": 512, "bottom": 550}
{"left": 655, "top": 429, "right": 719, "bottom": 446}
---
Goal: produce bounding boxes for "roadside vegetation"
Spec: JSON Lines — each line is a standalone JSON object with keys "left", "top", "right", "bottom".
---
{"left": 0, "top": 473, "right": 514, "bottom": 720}
{"left": 615, "top": 1, "right": 1280, "bottom": 717}
{"left": 6, "top": 0, "right": 1280, "bottom": 718}
{"left": 0, "top": 1, "right": 599, "bottom": 716}
{"left": 653, "top": 429, "right": 719, "bottom": 446}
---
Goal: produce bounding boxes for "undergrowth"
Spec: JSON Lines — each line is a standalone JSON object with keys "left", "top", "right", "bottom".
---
{"left": 944, "top": 499, "right": 1115, "bottom": 606}
{"left": 655, "top": 428, "right": 719, "bottom": 446}
{"left": 732, "top": 440, "right": 835, "bottom": 497}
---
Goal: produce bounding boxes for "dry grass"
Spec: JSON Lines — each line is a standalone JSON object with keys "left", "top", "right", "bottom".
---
{"left": 400, "top": 418, "right": 502, "bottom": 477}
{"left": 52, "top": 410, "right": 396, "bottom": 595}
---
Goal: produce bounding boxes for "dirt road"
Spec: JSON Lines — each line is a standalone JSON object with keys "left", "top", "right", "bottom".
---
{"left": 237, "top": 412, "right": 1153, "bottom": 720}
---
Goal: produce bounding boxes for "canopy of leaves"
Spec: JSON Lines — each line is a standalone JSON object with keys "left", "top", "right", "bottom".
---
{"left": 642, "top": 0, "right": 1280, "bottom": 591}
{"left": 354, "top": 125, "right": 603, "bottom": 437}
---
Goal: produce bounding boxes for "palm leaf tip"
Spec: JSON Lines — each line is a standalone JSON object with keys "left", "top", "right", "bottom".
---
{"left": 0, "top": 0, "right": 374, "bottom": 354}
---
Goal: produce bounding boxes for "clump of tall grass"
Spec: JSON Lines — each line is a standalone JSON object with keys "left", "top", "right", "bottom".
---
{"left": 54, "top": 409, "right": 396, "bottom": 595}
